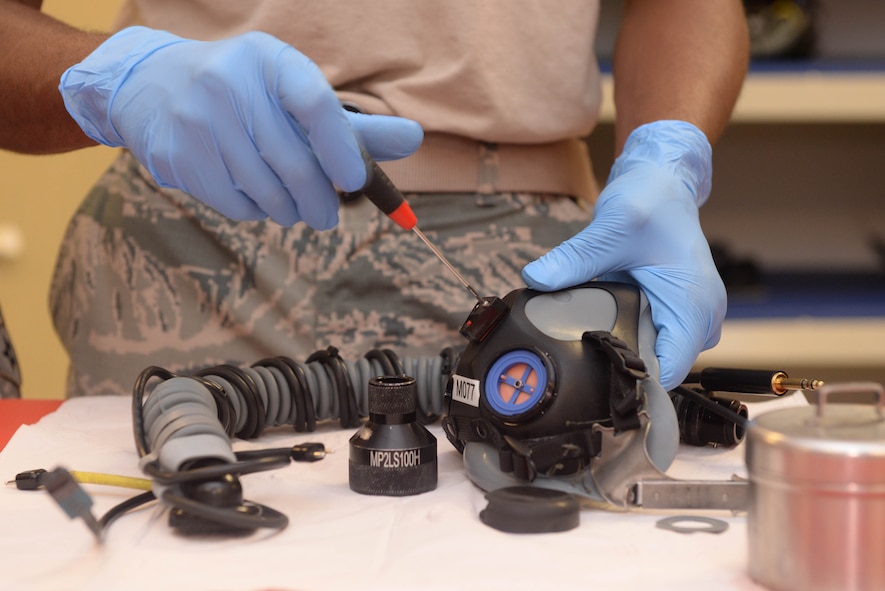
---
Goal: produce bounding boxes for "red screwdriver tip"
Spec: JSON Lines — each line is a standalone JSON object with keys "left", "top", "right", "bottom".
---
{"left": 388, "top": 202, "right": 417, "bottom": 231}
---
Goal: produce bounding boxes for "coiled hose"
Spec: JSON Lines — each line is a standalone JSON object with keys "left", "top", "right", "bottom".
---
{"left": 133, "top": 346, "right": 458, "bottom": 474}
{"left": 124, "top": 346, "right": 458, "bottom": 533}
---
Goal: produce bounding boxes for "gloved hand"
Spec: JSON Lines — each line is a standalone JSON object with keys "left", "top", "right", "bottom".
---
{"left": 522, "top": 120, "right": 726, "bottom": 391}
{"left": 59, "top": 26, "right": 423, "bottom": 228}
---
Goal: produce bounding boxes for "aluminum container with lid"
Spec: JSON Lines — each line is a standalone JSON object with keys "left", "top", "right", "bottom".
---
{"left": 746, "top": 382, "right": 885, "bottom": 591}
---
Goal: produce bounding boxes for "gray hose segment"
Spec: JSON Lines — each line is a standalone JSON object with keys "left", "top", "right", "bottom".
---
{"left": 143, "top": 377, "right": 236, "bottom": 472}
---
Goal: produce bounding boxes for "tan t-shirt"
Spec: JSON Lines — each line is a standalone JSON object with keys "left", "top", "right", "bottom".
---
{"left": 112, "top": 0, "right": 602, "bottom": 200}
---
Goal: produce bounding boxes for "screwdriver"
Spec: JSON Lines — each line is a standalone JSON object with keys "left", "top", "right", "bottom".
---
{"left": 357, "top": 150, "right": 485, "bottom": 305}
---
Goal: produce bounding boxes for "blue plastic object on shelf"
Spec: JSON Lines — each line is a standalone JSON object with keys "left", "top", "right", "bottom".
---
{"left": 726, "top": 271, "right": 885, "bottom": 319}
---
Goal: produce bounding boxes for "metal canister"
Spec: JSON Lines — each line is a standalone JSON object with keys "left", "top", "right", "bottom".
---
{"left": 746, "top": 382, "right": 885, "bottom": 591}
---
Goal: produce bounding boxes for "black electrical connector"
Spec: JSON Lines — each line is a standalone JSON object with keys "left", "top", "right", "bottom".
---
{"left": 232, "top": 442, "right": 327, "bottom": 463}
{"left": 459, "top": 296, "right": 509, "bottom": 343}
{"left": 671, "top": 367, "right": 825, "bottom": 448}
{"left": 10, "top": 468, "right": 48, "bottom": 491}
{"left": 41, "top": 467, "right": 103, "bottom": 541}
{"left": 291, "top": 442, "right": 327, "bottom": 462}
{"left": 685, "top": 368, "right": 824, "bottom": 396}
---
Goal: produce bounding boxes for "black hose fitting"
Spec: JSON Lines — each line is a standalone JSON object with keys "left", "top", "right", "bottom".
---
{"left": 672, "top": 389, "right": 748, "bottom": 448}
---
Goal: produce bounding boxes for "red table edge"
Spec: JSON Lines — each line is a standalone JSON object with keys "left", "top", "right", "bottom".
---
{"left": 0, "top": 399, "right": 64, "bottom": 452}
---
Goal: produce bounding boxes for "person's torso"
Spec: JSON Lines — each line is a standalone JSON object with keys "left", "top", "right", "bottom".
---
{"left": 113, "top": 0, "right": 603, "bottom": 144}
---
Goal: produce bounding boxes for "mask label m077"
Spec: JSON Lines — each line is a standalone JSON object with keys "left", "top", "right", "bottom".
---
{"left": 450, "top": 375, "right": 480, "bottom": 407}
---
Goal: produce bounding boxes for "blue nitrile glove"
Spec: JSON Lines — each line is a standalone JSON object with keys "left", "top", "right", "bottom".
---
{"left": 59, "top": 26, "right": 423, "bottom": 228}
{"left": 522, "top": 120, "right": 726, "bottom": 391}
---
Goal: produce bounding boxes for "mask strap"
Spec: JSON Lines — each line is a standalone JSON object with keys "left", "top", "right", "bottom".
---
{"left": 582, "top": 331, "right": 648, "bottom": 433}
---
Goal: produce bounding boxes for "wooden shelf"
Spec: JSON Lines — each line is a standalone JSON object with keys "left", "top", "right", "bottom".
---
{"left": 695, "top": 317, "right": 885, "bottom": 368}
{"left": 598, "top": 66, "right": 885, "bottom": 123}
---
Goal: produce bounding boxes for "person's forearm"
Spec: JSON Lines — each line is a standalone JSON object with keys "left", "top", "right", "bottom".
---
{"left": 0, "top": 1, "right": 109, "bottom": 154}
{"left": 612, "top": 0, "right": 749, "bottom": 153}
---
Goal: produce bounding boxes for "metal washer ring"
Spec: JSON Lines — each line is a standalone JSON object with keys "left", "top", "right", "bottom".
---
{"left": 655, "top": 515, "right": 729, "bottom": 534}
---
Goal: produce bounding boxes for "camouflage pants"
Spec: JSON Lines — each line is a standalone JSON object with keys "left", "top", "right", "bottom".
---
{"left": 50, "top": 151, "right": 593, "bottom": 397}
{"left": 0, "top": 303, "right": 21, "bottom": 398}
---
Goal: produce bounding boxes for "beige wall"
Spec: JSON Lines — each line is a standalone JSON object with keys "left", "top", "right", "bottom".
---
{"left": 0, "top": 0, "right": 123, "bottom": 399}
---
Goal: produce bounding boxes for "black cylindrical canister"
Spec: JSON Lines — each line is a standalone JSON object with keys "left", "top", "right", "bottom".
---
{"left": 349, "top": 375, "right": 437, "bottom": 496}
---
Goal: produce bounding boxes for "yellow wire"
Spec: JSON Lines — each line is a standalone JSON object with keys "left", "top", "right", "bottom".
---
{"left": 69, "top": 470, "right": 153, "bottom": 491}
